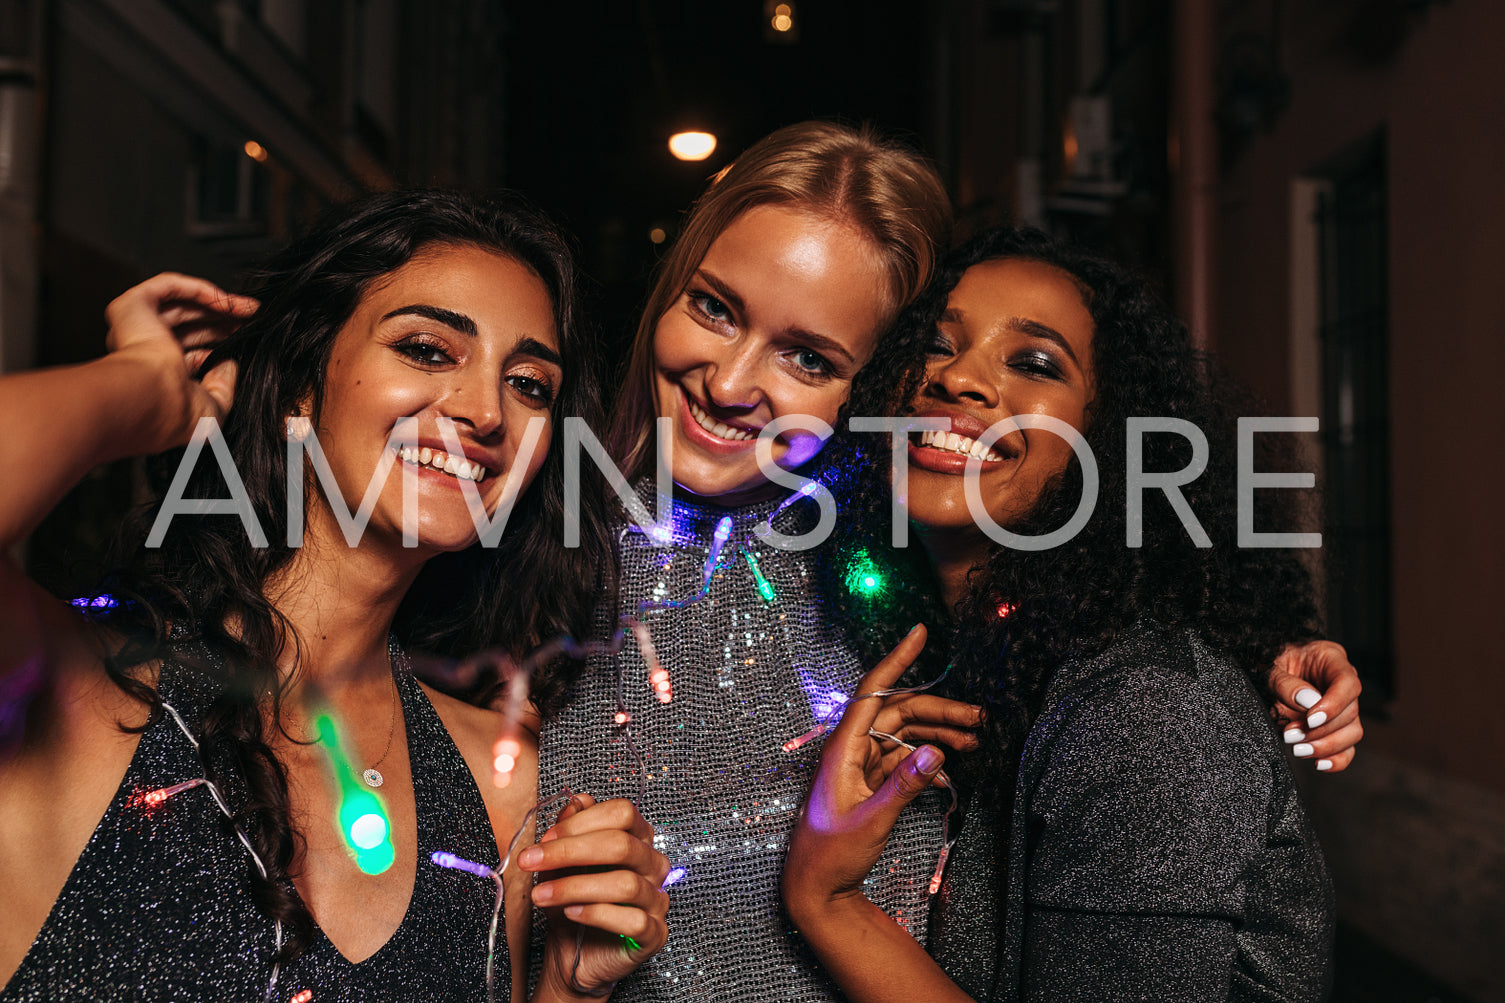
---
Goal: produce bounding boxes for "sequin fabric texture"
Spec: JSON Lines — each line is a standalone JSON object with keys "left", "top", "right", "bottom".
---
{"left": 2, "top": 643, "right": 504, "bottom": 1002}
{"left": 535, "top": 491, "right": 948, "bottom": 1002}
{"left": 931, "top": 623, "right": 1335, "bottom": 1002}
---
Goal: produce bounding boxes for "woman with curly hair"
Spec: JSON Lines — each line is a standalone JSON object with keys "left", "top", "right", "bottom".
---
{"left": 783, "top": 225, "right": 1339, "bottom": 1001}
{"left": 0, "top": 190, "right": 667, "bottom": 1002}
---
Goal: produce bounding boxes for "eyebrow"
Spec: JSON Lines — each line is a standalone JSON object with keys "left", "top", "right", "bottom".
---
{"left": 940, "top": 307, "right": 1082, "bottom": 369}
{"left": 382, "top": 304, "right": 477, "bottom": 336}
{"left": 514, "top": 337, "right": 563, "bottom": 367}
{"left": 695, "top": 268, "right": 858, "bottom": 368}
{"left": 382, "top": 305, "right": 563, "bottom": 366}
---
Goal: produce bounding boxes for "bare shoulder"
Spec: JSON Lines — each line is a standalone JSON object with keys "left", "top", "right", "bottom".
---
{"left": 417, "top": 682, "right": 540, "bottom": 851}
{"left": 419, "top": 683, "right": 503, "bottom": 757}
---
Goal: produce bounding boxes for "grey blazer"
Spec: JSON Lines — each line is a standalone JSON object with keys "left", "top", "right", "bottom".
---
{"left": 929, "top": 622, "right": 1335, "bottom": 1002}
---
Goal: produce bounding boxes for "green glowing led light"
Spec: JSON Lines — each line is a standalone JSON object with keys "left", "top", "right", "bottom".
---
{"left": 844, "top": 552, "right": 885, "bottom": 597}
{"left": 744, "top": 551, "right": 776, "bottom": 603}
{"left": 620, "top": 935, "right": 643, "bottom": 952}
{"left": 315, "top": 714, "right": 395, "bottom": 875}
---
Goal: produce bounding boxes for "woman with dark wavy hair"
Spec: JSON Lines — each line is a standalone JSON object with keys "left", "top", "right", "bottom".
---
{"left": 784, "top": 226, "right": 1340, "bottom": 1001}
{"left": 0, "top": 190, "right": 667, "bottom": 1002}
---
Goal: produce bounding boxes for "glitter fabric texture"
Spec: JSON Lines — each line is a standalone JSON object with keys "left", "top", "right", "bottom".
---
{"left": 2, "top": 643, "right": 504, "bottom": 1002}
{"left": 931, "top": 622, "right": 1335, "bottom": 1002}
{"left": 536, "top": 490, "right": 947, "bottom": 1002}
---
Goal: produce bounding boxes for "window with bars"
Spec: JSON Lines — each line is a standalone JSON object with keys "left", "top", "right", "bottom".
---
{"left": 1314, "top": 134, "right": 1393, "bottom": 703}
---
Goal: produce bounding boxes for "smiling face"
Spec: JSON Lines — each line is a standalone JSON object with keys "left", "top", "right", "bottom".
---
{"left": 906, "top": 257, "right": 1097, "bottom": 551}
{"left": 311, "top": 243, "right": 561, "bottom": 555}
{"left": 651, "top": 204, "right": 890, "bottom": 505}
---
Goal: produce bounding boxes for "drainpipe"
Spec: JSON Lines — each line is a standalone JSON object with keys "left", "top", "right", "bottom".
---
{"left": 1172, "top": 0, "right": 1216, "bottom": 350}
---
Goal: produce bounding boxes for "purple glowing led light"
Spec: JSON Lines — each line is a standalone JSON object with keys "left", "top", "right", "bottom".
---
{"left": 430, "top": 850, "right": 494, "bottom": 879}
{"left": 662, "top": 866, "right": 687, "bottom": 888}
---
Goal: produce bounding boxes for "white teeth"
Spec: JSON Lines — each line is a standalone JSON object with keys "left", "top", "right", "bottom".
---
{"left": 687, "top": 397, "right": 756, "bottom": 442}
{"left": 394, "top": 446, "right": 487, "bottom": 481}
{"left": 917, "top": 428, "right": 1006, "bottom": 463}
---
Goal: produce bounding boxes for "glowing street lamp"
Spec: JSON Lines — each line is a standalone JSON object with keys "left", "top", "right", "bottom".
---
{"left": 669, "top": 131, "right": 717, "bottom": 162}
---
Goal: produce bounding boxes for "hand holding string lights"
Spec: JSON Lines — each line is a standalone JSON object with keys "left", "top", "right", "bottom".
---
{"left": 783, "top": 624, "right": 964, "bottom": 911}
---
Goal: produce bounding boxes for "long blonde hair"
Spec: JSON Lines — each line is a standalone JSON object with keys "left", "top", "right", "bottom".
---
{"left": 608, "top": 121, "right": 952, "bottom": 479}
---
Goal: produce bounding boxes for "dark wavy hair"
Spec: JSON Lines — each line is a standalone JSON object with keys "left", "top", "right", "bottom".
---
{"left": 817, "top": 225, "right": 1321, "bottom": 800}
{"left": 88, "top": 189, "right": 616, "bottom": 961}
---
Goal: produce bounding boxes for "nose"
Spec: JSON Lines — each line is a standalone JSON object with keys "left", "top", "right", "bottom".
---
{"left": 444, "top": 366, "right": 506, "bottom": 440}
{"left": 703, "top": 340, "right": 764, "bottom": 411}
{"left": 925, "top": 350, "right": 998, "bottom": 408}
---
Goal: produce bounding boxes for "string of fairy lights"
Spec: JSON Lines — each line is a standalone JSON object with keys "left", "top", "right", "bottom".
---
{"left": 124, "top": 503, "right": 979, "bottom": 1002}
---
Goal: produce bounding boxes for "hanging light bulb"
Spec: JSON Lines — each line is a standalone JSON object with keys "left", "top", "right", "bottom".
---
{"left": 669, "top": 132, "right": 717, "bottom": 161}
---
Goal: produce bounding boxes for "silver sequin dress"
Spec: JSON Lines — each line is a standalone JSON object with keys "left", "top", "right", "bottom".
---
{"left": 535, "top": 490, "right": 948, "bottom": 1002}
{"left": 1, "top": 646, "right": 504, "bottom": 1002}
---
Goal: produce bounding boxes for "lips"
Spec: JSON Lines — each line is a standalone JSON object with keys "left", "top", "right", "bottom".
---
{"left": 675, "top": 388, "right": 763, "bottom": 453}
{"left": 392, "top": 440, "right": 495, "bottom": 483}
{"left": 907, "top": 410, "right": 1017, "bottom": 475}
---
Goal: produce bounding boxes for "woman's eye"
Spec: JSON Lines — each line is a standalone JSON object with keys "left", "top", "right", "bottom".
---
{"left": 689, "top": 291, "right": 734, "bottom": 324}
{"left": 925, "top": 331, "right": 954, "bottom": 357}
{"left": 789, "top": 348, "right": 833, "bottom": 377}
{"left": 506, "top": 374, "right": 555, "bottom": 404}
{"left": 1012, "top": 352, "right": 1061, "bottom": 379}
{"left": 395, "top": 339, "right": 453, "bottom": 366}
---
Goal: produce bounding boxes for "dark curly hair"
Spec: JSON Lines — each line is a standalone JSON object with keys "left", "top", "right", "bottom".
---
{"left": 87, "top": 189, "right": 616, "bottom": 961}
{"left": 817, "top": 225, "right": 1321, "bottom": 800}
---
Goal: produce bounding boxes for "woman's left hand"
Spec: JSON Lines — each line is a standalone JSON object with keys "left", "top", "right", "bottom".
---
{"left": 782, "top": 624, "right": 948, "bottom": 921}
{"left": 1267, "top": 640, "right": 1364, "bottom": 773}
{"left": 521, "top": 793, "right": 670, "bottom": 999}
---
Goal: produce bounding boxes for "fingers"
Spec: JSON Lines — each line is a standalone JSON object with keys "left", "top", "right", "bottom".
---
{"left": 105, "top": 273, "right": 257, "bottom": 327}
{"left": 106, "top": 273, "right": 258, "bottom": 355}
{"left": 1269, "top": 640, "right": 1363, "bottom": 733}
{"left": 855, "top": 624, "right": 929, "bottom": 697}
{"left": 858, "top": 745, "right": 947, "bottom": 832}
{"left": 520, "top": 825, "right": 668, "bottom": 887}
{"left": 1310, "top": 747, "right": 1355, "bottom": 773}
{"left": 532, "top": 865, "right": 669, "bottom": 921}
{"left": 1284, "top": 705, "right": 1362, "bottom": 771}
{"left": 538, "top": 794, "right": 652, "bottom": 846}
{"left": 870, "top": 723, "right": 978, "bottom": 754}
{"left": 830, "top": 624, "right": 928, "bottom": 746}
{"left": 871, "top": 694, "right": 982, "bottom": 739}
{"left": 559, "top": 902, "right": 669, "bottom": 954}
{"left": 865, "top": 744, "right": 953, "bottom": 791}
{"left": 555, "top": 790, "right": 595, "bottom": 825}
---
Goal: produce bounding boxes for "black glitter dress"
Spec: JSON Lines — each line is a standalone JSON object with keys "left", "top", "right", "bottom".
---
{"left": 929, "top": 622, "right": 1335, "bottom": 1002}
{"left": 2, "top": 647, "right": 505, "bottom": 1002}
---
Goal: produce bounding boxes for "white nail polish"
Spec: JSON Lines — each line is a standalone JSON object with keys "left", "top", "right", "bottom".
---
{"left": 1293, "top": 743, "right": 1314, "bottom": 758}
{"left": 1295, "top": 689, "right": 1321, "bottom": 710}
{"left": 1316, "top": 760, "right": 1333, "bottom": 771}
{"left": 1283, "top": 728, "right": 1306, "bottom": 744}
{"left": 1306, "top": 710, "right": 1328, "bottom": 729}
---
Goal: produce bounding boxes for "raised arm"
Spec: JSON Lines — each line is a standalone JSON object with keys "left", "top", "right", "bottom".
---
{"left": 0, "top": 273, "right": 251, "bottom": 551}
{"left": 782, "top": 626, "right": 980, "bottom": 1003}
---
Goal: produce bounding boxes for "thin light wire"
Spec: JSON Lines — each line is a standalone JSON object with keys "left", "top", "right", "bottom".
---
{"left": 158, "top": 700, "right": 285, "bottom": 1001}
{"left": 432, "top": 787, "right": 577, "bottom": 1003}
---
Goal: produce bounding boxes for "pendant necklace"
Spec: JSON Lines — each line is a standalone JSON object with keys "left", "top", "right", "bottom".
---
{"left": 361, "top": 676, "right": 399, "bottom": 788}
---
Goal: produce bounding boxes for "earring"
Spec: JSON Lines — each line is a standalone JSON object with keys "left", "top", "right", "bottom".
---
{"left": 286, "top": 415, "right": 313, "bottom": 442}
